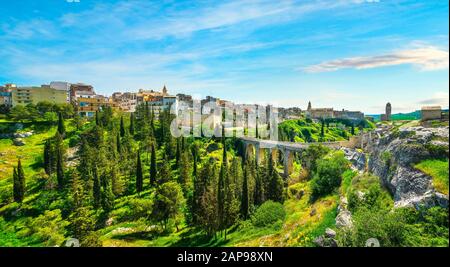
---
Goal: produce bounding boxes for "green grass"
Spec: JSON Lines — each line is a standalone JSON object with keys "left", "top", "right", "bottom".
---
{"left": 415, "top": 159, "right": 449, "bottom": 195}
{"left": 340, "top": 170, "right": 357, "bottom": 197}
{"left": 279, "top": 119, "right": 348, "bottom": 143}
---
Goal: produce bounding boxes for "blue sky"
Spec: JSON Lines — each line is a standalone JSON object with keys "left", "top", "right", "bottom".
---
{"left": 0, "top": 0, "right": 448, "bottom": 113}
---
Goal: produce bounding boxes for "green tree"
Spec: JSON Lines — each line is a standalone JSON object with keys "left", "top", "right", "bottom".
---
{"left": 120, "top": 116, "right": 125, "bottom": 137}
{"left": 310, "top": 152, "right": 350, "bottom": 201}
{"left": 116, "top": 132, "right": 121, "bottom": 153}
{"left": 136, "top": 152, "right": 143, "bottom": 193}
{"left": 57, "top": 112, "right": 66, "bottom": 136}
{"left": 100, "top": 172, "right": 115, "bottom": 212}
{"left": 175, "top": 138, "right": 181, "bottom": 169}
{"left": 157, "top": 156, "right": 171, "bottom": 184}
{"left": 241, "top": 164, "right": 249, "bottom": 219}
{"left": 266, "top": 154, "right": 284, "bottom": 203}
{"left": 152, "top": 181, "right": 185, "bottom": 230}
{"left": 320, "top": 119, "right": 325, "bottom": 138}
{"left": 302, "top": 144, "right": 331, "bottom": 178}
{"left": 13, "top": 161, "right": 25, "bottom": 203}
{"left": 129, "top": 112, "right": 135, "bottom": 135}
{"left": 253, "top": 162, "right": 264, "bottom": 206}
{"left": 93, "top": 167, "right": 101, "bottom": 208}
{"left": 43, "top": 139, "right": 52, "bottom": 175}
{"left": 150, "top": 143, "right": 157, "bottom": 186}
{"left": 178, "top": 151, "right": 191, "bottom": 194}
{"left": 55, "top": 133, "right": 65, "bottom": 189}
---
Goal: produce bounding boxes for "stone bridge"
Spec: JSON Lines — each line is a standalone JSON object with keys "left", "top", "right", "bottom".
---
{"left": 240, "top": 132, "right": 373, "bottom": 177}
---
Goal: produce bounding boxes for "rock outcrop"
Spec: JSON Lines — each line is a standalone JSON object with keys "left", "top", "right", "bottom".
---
{"left": 341, "top": 147, "right": 366, "bottom": 172}
{"left": 314, "top": 228, "right": 338, "bottom": 247}
{"left": 13, "top": 138, "right": 26, "bottom": 146}
{"left": 368, "top": 125, "right": 449, "bottom": 209}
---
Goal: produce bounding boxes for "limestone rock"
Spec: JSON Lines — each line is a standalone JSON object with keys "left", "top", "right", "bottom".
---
{"left": 313, "top": 235, "right": 338, "bottom": 247}
{"left": 325, "top": 228, "right": 336, "bottom": 238}
{"left": 341, "top": 148, "right": 366, "bottom": 172}
{"left": 13, "top": 138, "right": 25, "bottom": 146}
{"left": 335, "top": 210, "right": 353, "bottom": 228}
{"left": 368, "top": 125, "right": 449, "bottom": 209}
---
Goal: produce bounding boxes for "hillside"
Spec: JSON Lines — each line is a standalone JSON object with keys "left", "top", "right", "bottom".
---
{"left": 0, "top": 107, "right": 448, "bottom": 247}
{"left": 278, "top": 118, "right": 374, "bottom": 143}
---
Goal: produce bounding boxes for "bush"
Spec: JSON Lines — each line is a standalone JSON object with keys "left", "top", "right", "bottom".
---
{"left": 251, "top": 200, "right": 286, "bottom": 228}
{"left": 111, "top": 198, "right": 154, "bottom": 222}
{"left": 69, "top": 135, "right": 80, "bottom": 148}
{"left": 310, "top": 152, "right": 349, "bottom": 200}
{"left": 337, "top": 206, "right": 449, "bottom": 247}
{"left": 27, "top": 209, "right": 70, "bottom": 246}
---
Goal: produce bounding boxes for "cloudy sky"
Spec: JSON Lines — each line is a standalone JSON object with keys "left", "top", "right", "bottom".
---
{"left": 0, "top": 0, "right": 448, "bottom": 113}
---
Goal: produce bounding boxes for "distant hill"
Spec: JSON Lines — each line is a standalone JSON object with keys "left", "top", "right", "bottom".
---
{"left": 367, "top": 109, "right": 449, "bottom": 121}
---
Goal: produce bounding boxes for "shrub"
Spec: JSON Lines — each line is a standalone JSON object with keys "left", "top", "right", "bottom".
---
{"left": 337, "top": 206, "right": 449, "bottom": 247}
{"left": 111, "top": 198, "right": 154, "bottom": 222}
{"left": 28, "top": 209, "right": 70, "bottom": 246}
{"left": 251, "top": 200, "right": 286, "bottom": 228}
{"left": 68, "top": 135, "right": 80, "bottom": 148}
{"left": 310, "top": 152, "right": 349, "bottom": 200}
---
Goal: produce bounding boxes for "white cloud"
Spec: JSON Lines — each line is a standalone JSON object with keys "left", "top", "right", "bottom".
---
{"left": 304, "top": 46, "right": 449, "bottom": 72}
{"left": 417, "top": 91, "right": 449, "bottom": 107}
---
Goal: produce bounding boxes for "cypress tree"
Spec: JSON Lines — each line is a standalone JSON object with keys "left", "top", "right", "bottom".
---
{"left": 175, "top": 138, "right": 181, "bottom": 169}
{"left": 255, "top": 116, "right": 259, "bottom": 139}
{"left": 120, "top": 116, "right": 125, "bottom": 137}
{"left": 267, "top": 153, "right": 284, "bottom": 203}
{"left": 136, "top": 152, "right": 143, "bottom": 193}
{"left": 217, "top": 143, "right": 227, "bottom": 234}
{"left": 145, "top": 101, "right": 150, "bottom": 119}
{"left": 129, "top": 113, "right": 135, "bottom": 135}
{"left": 56, "top": 145, "right": 64, "bottom": 189}
{"left": 351, "top": 124, "right": 355, "bottom": 135}
{"left": 241, "top": 164, "right": 249, "bottom": 219}
{"left": 57, "top": 112, "right": 65, "bottom": 136}
{"left": 95, "top": 111, "right": 99, "bottom": 126}
{"left": 43, "top": 139, "right": 51, "bottom": 175}
{"left": 192, "top": 145, "right": 198, "bottom": 178}
{"left": 101, "top": 173, "right": 115, "bottom": 211}
{"left": 18, "top": 159, "right": 25, "bottom": 201}
{"left": 150, "top": 143, "right": 157, "bottom": 186}
{"left": 116, "top": 132, "right": 121, "bottom": 153}
{"left": 93, "top": 167, "right": 101, "bottom": 208}
{"left": 13, "top": 162, "right": 25, "bottom": 203}
{"left": 55, "top": 133, "right": 65, "bottom": 189}
{"left": 320, "top": 119, "right": 325, "bottom": 137}
{"left": 254, "top": 163, "right": 263, "bottom": 206}
{"left": 157, "top": 156, "right": 171, "bottom": 184}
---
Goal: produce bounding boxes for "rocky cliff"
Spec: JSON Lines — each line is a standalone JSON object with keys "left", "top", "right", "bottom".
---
{"left": 368, "top": 125, "right": 449, "bottom": 209}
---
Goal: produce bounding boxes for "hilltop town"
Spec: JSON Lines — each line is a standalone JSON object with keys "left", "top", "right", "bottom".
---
{"left": 2, "top": 82, "right": 447, "bottom": 125}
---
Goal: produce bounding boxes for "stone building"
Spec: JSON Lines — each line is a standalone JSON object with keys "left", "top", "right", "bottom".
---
{"left": 421, "top": 106, "right": 442, "bottom": 121}
{"left": 381, "top": 102, "right": 391, "bottom": 121}
{"left": 306, "top": 101, "right": 364, "bottom": 121}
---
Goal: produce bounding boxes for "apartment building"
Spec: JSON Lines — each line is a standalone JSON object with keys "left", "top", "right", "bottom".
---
{"left": 11, "top": 84, "right": 68, "bottom": 106}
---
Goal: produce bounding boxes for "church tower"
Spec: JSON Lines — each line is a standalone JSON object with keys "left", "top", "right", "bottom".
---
{"left": 162, "top": 85, "right": 167, "bottom": 95}
{"left": 386, "top": 102, "right": 392, "bottom": 121}
{"left": 307, "top": 101, "right": 312, "bottom": 111}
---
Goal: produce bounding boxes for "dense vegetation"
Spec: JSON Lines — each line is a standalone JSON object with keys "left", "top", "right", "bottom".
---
{"left": 278, "top": 118, "right": 374, "bottom": 143}
{"left": 337, "top": 173, "right": 448, "bottom": 246}
{"left": 0, "top": 104, "right": 448, "bottom": 247}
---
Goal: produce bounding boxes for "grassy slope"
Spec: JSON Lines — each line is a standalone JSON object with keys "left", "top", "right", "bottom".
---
{"left": 278, "top": 119, "right": 366, "bottom": 143}
{"left": 415, "top": 159, "right": 449, "bottom": 195}
{"left": 99, "top": 180, "right": 338, "bottom": 247}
